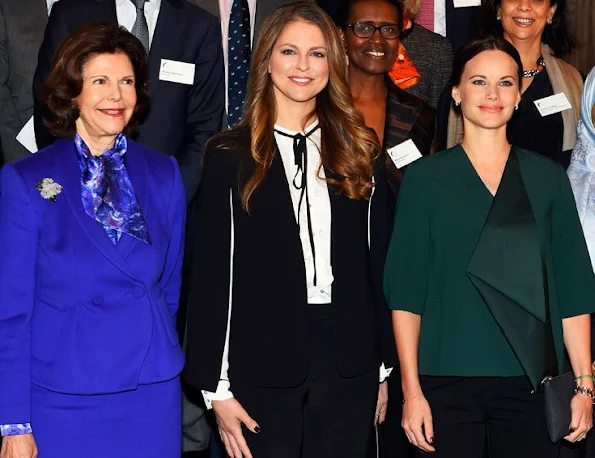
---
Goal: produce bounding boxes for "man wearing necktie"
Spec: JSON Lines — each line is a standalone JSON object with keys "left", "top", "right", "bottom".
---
{"left": 187, "top": 0, "right": 313, "bottom": 127}
{"left": 33, "top": 0, "right": 225, "bottom": 203}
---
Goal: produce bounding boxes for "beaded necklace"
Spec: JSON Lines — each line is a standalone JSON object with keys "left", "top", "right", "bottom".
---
{"left": 523, "top": 56, "right": 546, "bottom": 78}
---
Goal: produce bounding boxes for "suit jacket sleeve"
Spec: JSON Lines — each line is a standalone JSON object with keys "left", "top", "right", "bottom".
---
{"left": 370, "top": 157, "right": 398, "bottom": 368}
{"left": 161, "top": 156, "right": 187, "bottom": 317}
{"left": 32, "top": 2, "right": 69, "bottom": 150}
{"left": 184, "top": 143, "right": 233, "bottom": 392}
{"left": 0, "top": 164, "right": 38, "bottom": 423}
{"left": 0, "top": 6, "right": 25, "bottom": 158}
{"left": 176, "top": 14, "right": 224, "bottom": 202}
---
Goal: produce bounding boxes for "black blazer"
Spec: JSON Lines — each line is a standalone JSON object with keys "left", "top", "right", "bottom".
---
{"left": 32, "top": 0, "right": 224, "bottom": 202}
{"left": 183, "top": 127, "right": 397, "bottom": 391}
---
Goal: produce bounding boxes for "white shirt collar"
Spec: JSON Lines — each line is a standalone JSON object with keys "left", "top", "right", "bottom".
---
{"left": 116, "top": 0, "right": 161, "bottom": 8}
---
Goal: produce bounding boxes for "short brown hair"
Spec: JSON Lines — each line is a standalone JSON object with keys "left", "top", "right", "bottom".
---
{"left": 42, "top": 23, "right": 150, "bottom": 138}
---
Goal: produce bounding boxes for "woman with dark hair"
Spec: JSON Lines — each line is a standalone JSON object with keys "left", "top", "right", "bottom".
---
{"left": 386, "top": 36, "right": 595, "bottom": 458}
{"left": 338, "top": 0, "right": 437, "bottom": 221}
{"left": 184, "top": 2, "right": 393, "bottom": 457}
{"left": 448, "top": 0, "right": 583, "bottom": 169}
{"left": 0, "top": 23, "right": 186, "bottom": 458}
{"left": 337, "top": 1, "right": 435, "bottom": 456}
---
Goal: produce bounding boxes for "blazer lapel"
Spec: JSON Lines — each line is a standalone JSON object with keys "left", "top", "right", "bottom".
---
{"left": 254, "top": 0, "right": 280, "bottom": 41}
{"left": 118, "top": 141, "right": 151, "bottom": 259}
{"left": 383, "top": 84, "right": 419, "bottom": 150}
{"left": 90, "top": 0, "right": 118, "bottom": 24}
{"left": 58, "top": 139, "right": 138, "bottom": 280}
{"left": 192, "top": 0, "right": 220, "bottom": 17}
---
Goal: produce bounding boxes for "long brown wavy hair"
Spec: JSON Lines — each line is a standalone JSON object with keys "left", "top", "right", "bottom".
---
{"left": 236, "top": 1, "right": 378, "bottom": 212}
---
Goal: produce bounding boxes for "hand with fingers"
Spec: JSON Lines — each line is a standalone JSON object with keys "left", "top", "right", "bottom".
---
{"left": 0, "top": 433, "right": 38, "bottom": 458}
{"left": 401, "top": 394, "right": 435, "bottom": 453}
{"left": 212, "top": 397, "right": 260, "bottom": 458}
{"left": 564, "top": 393, "right": 593, "bottom": 443}
{"left": 375, "top": 381, "right": 388, "bottom": 425}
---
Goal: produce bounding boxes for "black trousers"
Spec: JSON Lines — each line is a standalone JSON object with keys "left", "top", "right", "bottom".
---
{"left": 413, "top": 376, "right": 560, "bottom": 458}
{"left": 232, "top": 305, "right": 378, "bottom": 458}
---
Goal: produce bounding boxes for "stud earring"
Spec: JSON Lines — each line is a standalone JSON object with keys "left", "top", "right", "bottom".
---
{"left": 455, "top": 101, "right": 461, "bottom": 107}
{"left": 515, "top": 104, "right": 519, "bottom": 110}
{"left": 497, "top": 14, "right": 501, "bottom": 20}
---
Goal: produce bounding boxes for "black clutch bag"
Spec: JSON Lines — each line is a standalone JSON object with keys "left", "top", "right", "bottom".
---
{"left": 542, "top": 372, "right": 575, "bottom": 442}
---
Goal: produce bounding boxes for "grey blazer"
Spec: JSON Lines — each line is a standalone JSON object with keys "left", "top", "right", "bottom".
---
{"left": 0, "top": 0, "right": 47, "bottom": 164}
{"left": 401, "top": 22, "right": 453, "bottom": 109}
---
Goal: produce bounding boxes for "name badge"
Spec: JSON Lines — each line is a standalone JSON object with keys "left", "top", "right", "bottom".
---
{"left": 16, "top": 116, "right": 38, "bottom": 153}
{"left": 387, "top": 139, "right": 423, "bottom": 169}
{"left": 453, "top": 0, "right": 481, "bottom": 7}
{"left": 534, "top": 93, "right": 572, "bottom": 117}
{"left": 159, "top": 59, "right": 195, "bottom": 85}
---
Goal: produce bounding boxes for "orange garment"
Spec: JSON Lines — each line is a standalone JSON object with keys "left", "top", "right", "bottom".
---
{"left": 388, "top": 17, "right": 421, "bottom": 90}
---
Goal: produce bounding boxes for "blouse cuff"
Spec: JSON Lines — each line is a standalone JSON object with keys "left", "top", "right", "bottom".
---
{"left": 201, "top": 380, "right": 234, "bottom": 410}
{"left": 0, "top": 423, "right": 32, "bottom": 436}
{"left": 379, "top": 363, "right": 393, "bottom": 383}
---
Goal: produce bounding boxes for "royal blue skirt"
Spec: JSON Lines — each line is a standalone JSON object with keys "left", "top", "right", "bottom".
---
{"left": 31, "top": 377, "right": 181, "bottom": 458}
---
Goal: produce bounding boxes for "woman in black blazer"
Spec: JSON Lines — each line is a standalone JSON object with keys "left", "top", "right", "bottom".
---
{"left": 184, "top": 3, "right": 395, "bottom": 458}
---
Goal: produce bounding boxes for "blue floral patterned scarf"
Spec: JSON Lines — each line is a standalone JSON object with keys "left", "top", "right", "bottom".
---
{"left": 75, "top": 133, "right": 151, "bottom": 245}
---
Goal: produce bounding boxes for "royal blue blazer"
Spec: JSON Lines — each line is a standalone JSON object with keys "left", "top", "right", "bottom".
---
{"left": 0, "top": 138, "right": 186, "bottom": 424}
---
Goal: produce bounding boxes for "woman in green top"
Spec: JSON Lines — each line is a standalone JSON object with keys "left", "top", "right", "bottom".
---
{"left": 385, "top": 36, "right": 595, "bottom": 458}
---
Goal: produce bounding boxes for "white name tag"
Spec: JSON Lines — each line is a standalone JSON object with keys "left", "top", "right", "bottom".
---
{"left": 534, "top": 93, "right": 573, "bottom": 117}
{"left": 159, "top": 59, "right": 195, "bottom": 85}
{"left": 16, "top": 116, "right": 38, "bottom": 153}
{"left": 387, "top": 139, "right": 423, "bottom": 169}
{"left": 453, "top": 0, "right": 481, "bottom": 7}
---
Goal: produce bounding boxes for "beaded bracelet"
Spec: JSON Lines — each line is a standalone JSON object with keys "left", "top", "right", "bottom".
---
{"left": 574, "top": 385, "right": 595, "bottom": 401}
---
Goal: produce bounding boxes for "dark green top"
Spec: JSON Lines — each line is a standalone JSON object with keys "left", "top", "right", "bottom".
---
{"left": 384, "top": 145, "right": 595, "bottom": 377}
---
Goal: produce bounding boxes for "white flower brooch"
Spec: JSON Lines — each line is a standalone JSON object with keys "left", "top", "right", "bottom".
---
{"left": 35, "top": 178, "right": 63, "bottom": 203}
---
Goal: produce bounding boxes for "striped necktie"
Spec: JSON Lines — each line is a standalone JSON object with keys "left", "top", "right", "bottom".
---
{"left": 131, "top": 0, "right": 150, "bottom": 54}
{"left": 227, "top": 0, "right": 251, "bottom": 126}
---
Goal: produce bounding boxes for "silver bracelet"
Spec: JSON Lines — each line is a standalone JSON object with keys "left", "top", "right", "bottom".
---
{"left": 574, "top": 385, "right": 595, "bottom": 400}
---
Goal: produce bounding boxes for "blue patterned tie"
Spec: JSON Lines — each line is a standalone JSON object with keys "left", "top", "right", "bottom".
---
{"left": 227, "top": 0, "right": 251, "bottom": 126}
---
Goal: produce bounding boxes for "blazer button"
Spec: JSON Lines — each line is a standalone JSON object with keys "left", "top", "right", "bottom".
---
{"left": 133, "top": 287, "right": 145, "bottom": 298}
{"left": 92, "top": 293, "right": 104, "bottom": 305}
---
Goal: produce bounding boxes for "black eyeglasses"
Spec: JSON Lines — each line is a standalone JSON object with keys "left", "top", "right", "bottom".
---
{"left": 346, "top": 22, "right": 400, "bottom": 40}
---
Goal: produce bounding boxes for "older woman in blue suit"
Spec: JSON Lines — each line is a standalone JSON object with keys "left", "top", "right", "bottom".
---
{"left": 0, "top": 24, "right": 185, "bottom": 458}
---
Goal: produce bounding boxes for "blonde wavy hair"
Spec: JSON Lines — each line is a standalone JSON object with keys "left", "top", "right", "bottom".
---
{"left": 236, "top": 1, "right": 378, "bottom": 212}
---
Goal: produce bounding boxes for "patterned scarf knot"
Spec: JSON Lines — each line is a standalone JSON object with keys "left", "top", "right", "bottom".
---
{"left": 75, "top": 133, "right": 151, "bottom": 245}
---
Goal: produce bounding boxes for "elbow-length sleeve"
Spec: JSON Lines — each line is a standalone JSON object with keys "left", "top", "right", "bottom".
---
{"left": 551, "top": 165, "right": 595, "bottom": 318}
{"left": 383, "top": 162, "right": 430, "bottom": 315}
{"left": 0, "top": 164, "right": 39, "bottom": 423}
{"left": 161, "top": 157, "right": 187, "bottom": 317}
{"left": 183, "top": 145, "right": 233, "bottom": 392}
